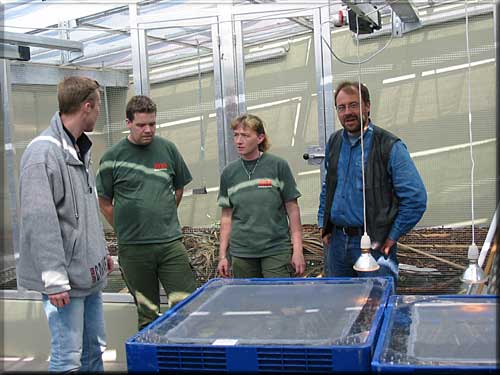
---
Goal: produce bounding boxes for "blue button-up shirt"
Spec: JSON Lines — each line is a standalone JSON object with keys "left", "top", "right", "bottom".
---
{"left": 318, "top": 123, "right": 427, "bottom": 242}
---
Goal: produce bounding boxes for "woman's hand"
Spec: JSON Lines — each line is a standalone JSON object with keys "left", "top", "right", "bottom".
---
{"left": 217, "top": 258, "right": 231, "bottom": 277}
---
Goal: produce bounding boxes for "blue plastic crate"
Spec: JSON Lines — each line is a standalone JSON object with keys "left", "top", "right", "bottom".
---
{"left": 372, "top": 294, "right": 499, "bottom": 373}
{"left": 126, "top": 277, "right": 393, "bottom": 373}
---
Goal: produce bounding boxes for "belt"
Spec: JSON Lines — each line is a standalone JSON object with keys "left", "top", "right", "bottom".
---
{"left": 333, "top": 225, "right": 364, "bottom": 236}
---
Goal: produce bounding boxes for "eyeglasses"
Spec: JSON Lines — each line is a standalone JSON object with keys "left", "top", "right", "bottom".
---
{"left": 336, "top": 102, "right": 360, "bottom": 113}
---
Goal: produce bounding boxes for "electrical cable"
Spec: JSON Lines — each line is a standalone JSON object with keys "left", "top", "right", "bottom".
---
{"left": 193, "top": 38, "right": 208, "bottom": 195}
{"left": 321, "top": 9, "right": 394, "bottom": 66}
{"left": 197, "top": 38, "right": 204, "bottom": 162}
{"left": 465, "top": 0, "right": 476, "bottom": 247}
{"left": 457, "top": 0, "right": 486, "bottom": 288}
{"left": 355, "top": 14, "right": 368, "bottom": 237}
{"left": 320, "top": 4, "right": 397, "bottom": 250}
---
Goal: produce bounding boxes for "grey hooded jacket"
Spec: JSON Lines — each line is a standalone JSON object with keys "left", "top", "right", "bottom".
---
{"left": 17, "top": 112, "right": 109, "bottom": 297}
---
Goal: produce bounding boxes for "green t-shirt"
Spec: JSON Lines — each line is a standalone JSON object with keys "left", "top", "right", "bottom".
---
{"left": 96, "top": 137, "right": 192, "bottom": 245}
{"left": 217, "top": 152, "right": 301, "bottom": 258}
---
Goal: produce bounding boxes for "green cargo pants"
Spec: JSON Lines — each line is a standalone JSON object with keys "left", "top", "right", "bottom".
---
{"left": 118, "top": 240, "right": 197, "bottom": 330}
{"left": 231, "top": 251, "right": 293, "bottom": 278}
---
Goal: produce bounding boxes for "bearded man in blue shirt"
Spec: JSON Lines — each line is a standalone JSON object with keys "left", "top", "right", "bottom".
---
{"left": 318, "top": 81, "right": 427, "bottom": 285}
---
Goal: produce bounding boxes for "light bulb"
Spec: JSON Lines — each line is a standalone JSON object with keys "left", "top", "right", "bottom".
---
{"left": 353, "top": 233, "right": 380, "bottom": 272}
{"left": 460, "top": 244, "right": 488, "bottom": 285}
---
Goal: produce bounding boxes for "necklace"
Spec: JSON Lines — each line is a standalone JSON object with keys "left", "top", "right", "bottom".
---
{"left": 241, "top": 154, "right": 262, "bottom": 180}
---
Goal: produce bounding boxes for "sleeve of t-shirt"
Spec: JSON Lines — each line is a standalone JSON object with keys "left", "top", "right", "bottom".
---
{"left": 170, "top": 143, "right": 193, "bottom": 189}
{"left": 95, "top": 151, "right": 114, "bottom": 201}
{"left": 217, "top": 169, "right": 232, "bottom": 208}
{"left": 278, "top": 158, "right": 301, "bottom": 202}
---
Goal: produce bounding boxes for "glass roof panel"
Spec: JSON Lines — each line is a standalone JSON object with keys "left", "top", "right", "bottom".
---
{"left": 1, "top": 0, "right": 480, "bottom": 69}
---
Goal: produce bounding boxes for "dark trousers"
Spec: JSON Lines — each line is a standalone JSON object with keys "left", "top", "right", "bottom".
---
{"left": 231, "top": 251, "right": 293, "bottom": 278}
{"left": 118, "top": 240, "right": 197, "bottom": 330}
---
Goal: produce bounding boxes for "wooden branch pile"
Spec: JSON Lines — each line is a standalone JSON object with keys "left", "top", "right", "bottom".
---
{"left": 104, "top": 225, "right": 492, "bottom": 295}
{"left": 396, "top": 227, "right": 489, "bottom": 295}
{"left": 180, "top": 225, "right": 325, "bottom": 286}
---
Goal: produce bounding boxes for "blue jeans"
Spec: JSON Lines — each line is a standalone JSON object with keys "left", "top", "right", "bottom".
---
{"left": 42, "top": 291, "right": 106, "bottom": 372}
{"left": 326, "top": 229, "right": 399, "bottom": 287}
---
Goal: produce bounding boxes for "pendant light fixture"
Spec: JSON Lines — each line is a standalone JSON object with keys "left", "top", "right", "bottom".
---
{"left": 351, "top": 13, "right": 379, "bottom": 273}
{"left": 460, "top": 0, "right": 488, "bottom": 286}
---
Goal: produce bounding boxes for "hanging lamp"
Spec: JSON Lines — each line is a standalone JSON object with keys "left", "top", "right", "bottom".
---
{"left": 353, "top": 234, "right": 380, "bottom": 272}
{"left": 351, "top": 14, "right": 379, "bottom": 273}
{"left": 460, "top": 0, "right": 487, "bottom": 287}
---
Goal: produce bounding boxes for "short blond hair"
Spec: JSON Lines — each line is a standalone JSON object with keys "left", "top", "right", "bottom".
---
{"left": 58, "top": 76, "right": 100, "bottom": 115}
{"left": 230, "top": 113, "right": 270, "bottom": 152}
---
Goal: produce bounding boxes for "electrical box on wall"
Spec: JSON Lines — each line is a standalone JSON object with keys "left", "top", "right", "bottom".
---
{"left": 347, "top": 8, "right": 382, "bottom": 34}
{"left": 0, "top": 44, "right": 31, "bottom": 61}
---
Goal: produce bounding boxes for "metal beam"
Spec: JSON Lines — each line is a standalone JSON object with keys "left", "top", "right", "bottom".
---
{"left": 241, "top": 23, "right": 308, "bottom": 45}
{"left": 25, "top": 0, "right": 160, "bottom": 36}
{"left": 211, "top": 19, "right": 226, "bottom": 174}
{"left": 1, "top": 31, "right": 83, "bottom": 52}
{"left": 360, "top": 2, "right": 493, "bottom": 39}
{"left": 9, "top": 63, "right": 129, "bottom": 87}
{"left": 313, "top": 6, "right": 335, "bottom": 184}
{"left": 162, "top": 30, "right": 212, "bottom": 53}
{"left": 71, "top": 21, "right": 212, "bottom": 62}
{"left": 249, "top": 0, "right": 313, "bottom": 30}
{"left": 217, "top": 4, "right": 239, "bottom": 168}
{"left": 388, "top": 0, "right": 420, "bottom": 24}
{"left": 286, "top": 15, "right": 314, "bottom": 31}
{"left": 496, "top": 0, "right": 499, "bottom": 231}
{"left": 146, "top": 30, "right": 287, "bottom": 85}
{"left": 1, "top": 59, "right": 20, "bottom": 272}
{"left": 234, "top": 18, "right": 246, "bottom": 116}
{"left": 129, "top": 3, "right": 150, "bottom": 96}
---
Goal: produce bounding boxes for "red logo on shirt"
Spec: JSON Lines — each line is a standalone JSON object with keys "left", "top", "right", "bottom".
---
{"left": 154, "top": 162, "right": 168, "bottom": 170}
{"left": 258, "top": 179, "right": 273, "bottom": 188}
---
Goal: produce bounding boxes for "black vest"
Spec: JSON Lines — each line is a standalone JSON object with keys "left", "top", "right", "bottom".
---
{"left": 323, "top": 125, "right": 400, "bottom": 244}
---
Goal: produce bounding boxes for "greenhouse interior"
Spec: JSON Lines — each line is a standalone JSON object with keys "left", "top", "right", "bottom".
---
{"left": 1, "top": 0, "right": 498, "bottom": 373}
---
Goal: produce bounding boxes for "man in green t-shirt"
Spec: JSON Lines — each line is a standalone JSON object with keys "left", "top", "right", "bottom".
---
{"left": 217, "top": 114, "right": 306, "bottom": 278}
{"left": 96, "top": 95, "right": 197, "bottom": 330}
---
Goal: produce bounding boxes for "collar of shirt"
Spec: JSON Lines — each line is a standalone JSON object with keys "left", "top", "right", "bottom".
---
{"left": 341, "top": 123, "right": 374, "bottom": 145}
{"left": 62, "top": 123, "right": 92, "bottom": 162}
{"left": 62, "top": 123, "right": 76, "bottom": 145}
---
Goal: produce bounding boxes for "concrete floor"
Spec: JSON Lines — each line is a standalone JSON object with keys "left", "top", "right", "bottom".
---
{"left": 0, "top": 257, "right": 174, "bottom": 374}
{"left": 1, "top": 292, "right": 139, "bottom": 374}
{"left": 1, "top": 355, "right": 128, "bottom": 373}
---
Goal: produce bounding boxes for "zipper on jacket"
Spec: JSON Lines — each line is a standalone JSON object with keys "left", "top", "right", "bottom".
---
{"left": 83, "top": 156, "right": 93, "bottom": 194}
{"left": 85, "top": 167, "right": 92, "bottom": 194}
{"left": 66, "top": 164, "right": 80, "bottom": 220}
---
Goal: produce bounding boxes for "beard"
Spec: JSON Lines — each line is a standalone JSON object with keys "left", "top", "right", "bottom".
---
{"left": 341, "top": 114, "right": 363, "bottom": 133}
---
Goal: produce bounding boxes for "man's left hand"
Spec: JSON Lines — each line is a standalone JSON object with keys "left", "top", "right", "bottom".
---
{"left": 381, "top": 238, "right": 396, "bottom": 256}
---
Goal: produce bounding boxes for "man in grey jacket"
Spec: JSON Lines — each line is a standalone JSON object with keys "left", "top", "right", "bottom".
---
{"left": 17, "top": 76, "right": 113, "bottom": 372}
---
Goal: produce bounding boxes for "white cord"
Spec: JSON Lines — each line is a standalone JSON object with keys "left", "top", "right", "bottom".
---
{"left": 465, "top": 0, "right": 476, "bottom": 246}
{"left": 197, "top": 38, "right": 207, "bottom": 189}
{"left": 321, "top": 7, "right": 395, "bottom": 241}
{"left": 321, "top": 10, "right": 394, "bottom": 66}
{"left": 355, "top": 14, "right": 368, "bottom": 236}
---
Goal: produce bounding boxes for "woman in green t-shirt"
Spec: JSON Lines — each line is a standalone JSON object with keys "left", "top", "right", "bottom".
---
{"left": 217, "top": 114, "right": 306, "bottom": 278}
